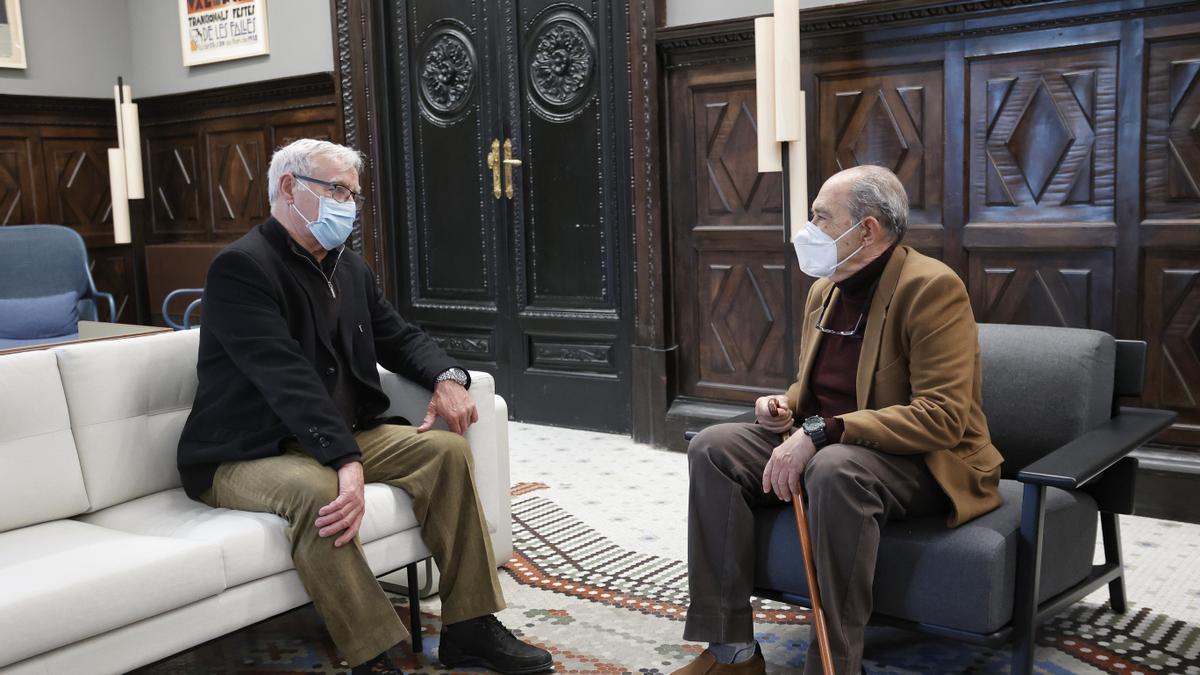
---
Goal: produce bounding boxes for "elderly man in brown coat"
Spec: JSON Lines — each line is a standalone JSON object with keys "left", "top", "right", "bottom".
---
{"left": 673, "top": 165, "right": 1003, "bottom": 675}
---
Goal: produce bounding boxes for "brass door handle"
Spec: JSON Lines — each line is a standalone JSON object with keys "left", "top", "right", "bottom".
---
{"left": 486, "top": 139, "right": 501, "bottom": 200}
{"left": 503, "top": 139, "right": 521, "bottom": 199}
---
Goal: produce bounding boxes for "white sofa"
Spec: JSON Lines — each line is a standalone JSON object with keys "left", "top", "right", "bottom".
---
{"left": 0, "top": 329, "right": 512, "bottom": 674}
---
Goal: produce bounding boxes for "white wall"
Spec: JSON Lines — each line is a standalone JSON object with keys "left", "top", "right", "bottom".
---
{"left": 0, "top": 0, "right": 131, "bottom": 97}
{"left": 665, "top": 0, "right": 859, "bottom": 27}
{"left": 0, "top": 0, "right": 333, "bottom": 100}
{"left": 128, "top": 0, "right": 333, "bottom": 98}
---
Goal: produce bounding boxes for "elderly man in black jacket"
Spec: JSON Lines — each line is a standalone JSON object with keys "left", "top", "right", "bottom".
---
{"left": 177, "top": 139, "right": 551, "bottom": 675}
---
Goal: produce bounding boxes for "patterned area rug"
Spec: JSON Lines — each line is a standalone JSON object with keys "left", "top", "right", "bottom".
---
{"left": 139, "top": 481, "right": 1200, "bottom": 674}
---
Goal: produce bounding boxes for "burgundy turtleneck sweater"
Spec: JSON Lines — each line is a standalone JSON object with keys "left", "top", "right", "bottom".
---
{"left": 809, "top": 245, "right": 896, "bottom": 445}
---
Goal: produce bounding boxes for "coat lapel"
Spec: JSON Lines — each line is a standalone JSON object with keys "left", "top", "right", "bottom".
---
{"left": 855, "top": 246, "right": 909, "bottom": 410}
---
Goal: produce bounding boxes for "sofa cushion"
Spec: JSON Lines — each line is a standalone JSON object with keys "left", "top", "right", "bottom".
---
{"left": 75, "top": 484, "right": 420, "bottom": 588}
{"left": 53, "top": 329, "right": 200, "bottom": 511}
{"left": 0, "top": 520, "right": 225, "bottom": 668}
{"left": 0, "top": 291, "right": 79, "bottom": 339}
{"left": 0, "top": 350, "right": 90, "bottom": 533}
{"left": 754, "top": 479, "right": 1098, "bottom": 635}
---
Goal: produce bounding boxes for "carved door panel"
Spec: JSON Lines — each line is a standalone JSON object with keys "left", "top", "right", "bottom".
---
{"left": 384, "top": 0, "right": 508, "bottom": 398}
{"left": 383, "top": 0, "right": 631, "bottom": 430}
{"left": 498, "top": 0, "right": 631, "bottom": 430}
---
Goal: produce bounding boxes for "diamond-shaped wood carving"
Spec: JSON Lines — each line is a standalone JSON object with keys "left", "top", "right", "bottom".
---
{"left": 1147, "top": 40, "right": 1200, "bottom": 219}
{"left": 819, "top": 65, "right": 942, "bottom": 224}
{"left": 43, "top": 140, "right": 116, "bottom": 238}
{"left": 969, "top": 251, "right": 1113, "bottom": 331}
{"left": 1144, "top": 254, "right": 1200, "bottom": 414}
{"left": 150, "top": 139, "right": 202, "bottom": 234}
{"left": 693, "top": 86, "right": 783, "bottom": 226}
{"left": 0, "top": 146, "right": 25, "bottom": 226}
{"left": 208, "top": 131, "right": 266, "bottom": 234}
{"left": 970, "top": 47, "right": 1116, "bottom": 221}
{"left": 697, "top": 254, "right": 787, "bottom": 385}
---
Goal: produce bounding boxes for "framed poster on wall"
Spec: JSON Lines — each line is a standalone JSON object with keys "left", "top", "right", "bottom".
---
{"left": 0, "top": 0, "right": 26, "bottom": 70}
{"left": 178, "top": 0, "right": 269, "bottom": 67}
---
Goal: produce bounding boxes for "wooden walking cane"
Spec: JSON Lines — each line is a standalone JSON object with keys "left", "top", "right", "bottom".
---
{"left": 770, "top": 399, "right": 835, "bottom": 675}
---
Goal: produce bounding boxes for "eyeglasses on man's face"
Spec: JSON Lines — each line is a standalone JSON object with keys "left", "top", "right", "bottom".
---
{"left": 294, "top": 174, "right": 367, "bottom": 209}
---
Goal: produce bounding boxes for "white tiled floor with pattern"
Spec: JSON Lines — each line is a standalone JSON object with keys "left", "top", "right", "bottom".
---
{"left": 507, "top": 421, "right": 1200, "bottom": 625}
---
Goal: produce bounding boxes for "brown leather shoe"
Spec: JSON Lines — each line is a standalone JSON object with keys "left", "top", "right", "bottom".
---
{"left": 670, "top": 645, "right": 766, "bottom": 675}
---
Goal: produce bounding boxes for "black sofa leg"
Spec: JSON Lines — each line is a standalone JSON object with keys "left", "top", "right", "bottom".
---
{"left": 1100, "top": 511, "right": 1128, "bottom": 613}
{"left": 407, "top": 561, "right": 423, "bottom": 655}
{"left": 1012, "top": 483, "right": 1046, "bottom": 675}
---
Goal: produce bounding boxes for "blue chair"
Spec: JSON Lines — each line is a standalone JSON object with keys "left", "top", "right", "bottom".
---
{"left": 162, "top": 288, "right": 204, "bottom": 330}
{"left": 0, "top": 225, "right": 116, "bottom": 348}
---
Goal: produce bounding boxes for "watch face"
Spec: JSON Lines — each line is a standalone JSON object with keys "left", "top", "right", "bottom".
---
{"left": 803, "top": 417, "right": 823, "bottom": 434}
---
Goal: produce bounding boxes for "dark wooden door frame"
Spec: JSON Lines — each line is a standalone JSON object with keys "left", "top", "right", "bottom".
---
{"left": 331, "top": 0, "right": 661, "bottom": 434}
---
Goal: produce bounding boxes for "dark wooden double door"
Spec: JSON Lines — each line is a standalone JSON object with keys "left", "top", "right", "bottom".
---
{"left": 381, "top": 0, "right": 632, "bottom": 431}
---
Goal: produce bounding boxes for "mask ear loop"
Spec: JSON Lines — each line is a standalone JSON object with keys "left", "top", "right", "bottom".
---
{"left": 290, "top": 178, "right": 319, "bottom": 225}
{"left": 831, "top": 219, "right": 867, "bottom": 271}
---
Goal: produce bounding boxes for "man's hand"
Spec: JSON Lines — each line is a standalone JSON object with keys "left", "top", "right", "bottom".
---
{"left": 316, "top": 461, "right": 365, "bottom": 547}
{"left": 755, "top": 394, "right": 794, "bottom": 433}
{"left": 762, "top": 431, "right": 818, "bottom": 502}
{"left": 417, "top": 380, "right": 478, "bottom": 434}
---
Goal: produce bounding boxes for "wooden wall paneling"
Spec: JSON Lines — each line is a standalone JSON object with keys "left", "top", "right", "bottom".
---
{"left": 40, "top": 135, "right": 120, "bottom": 245}
{"left": 206, "top": 128, "right": 269, "bottom": 236}
{"left": 1141, "top": 21, "right": 1200, "bottom": 447}
{"left": 1144, "top": 36, "right": 1200, "bottom": 225}
{"left": 1143, "top": 252, "right": 1200, "bottom": 447}
{"left": 629, "top": 0, "right": 670, "bottom": 444}
{"left": 967, "top": 41, "right": 1118, "bottom": 225}
{"left": 669, "top": 61, "right": 791, "bottom": 403}
{"left": 89, "top": 246, "right": 135, "bottom": 322}
{"left": 0, "top": 135, "right": 37, "bottom": 226}
{"left": 815, "top": 61, "right": 945, "bottom": 256}
{"left": 146, "top": 133, "right": 205, "bottom": 237}
{"left": 967, "top": 249, "right": 1114, "bottom": 330}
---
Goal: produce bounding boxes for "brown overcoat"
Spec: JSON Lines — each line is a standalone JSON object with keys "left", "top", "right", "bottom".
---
{"left": 786, "top": 246, "right": 1003, "bottom": 527}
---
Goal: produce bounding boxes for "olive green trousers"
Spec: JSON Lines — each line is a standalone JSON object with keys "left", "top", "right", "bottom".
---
{"left": 201, "top": 424, "right": 506, "bottom": 667}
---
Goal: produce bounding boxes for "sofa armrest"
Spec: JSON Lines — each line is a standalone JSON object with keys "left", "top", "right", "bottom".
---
{"left": 1017, "top": 407, "right": 1176, "bottom": 489}
{"left": 375, "top": 366, "right": 511, "bottom": 565}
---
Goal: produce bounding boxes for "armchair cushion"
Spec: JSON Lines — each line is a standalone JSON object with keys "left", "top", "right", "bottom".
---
{"left": 754, "top": 480, "right": 1097, "bottom": 634}
{"left": 978, "top": 324, "right": 1114, "bottom": 477}
{"left": 0, "top": 291, "right": 79, "bottom": 340}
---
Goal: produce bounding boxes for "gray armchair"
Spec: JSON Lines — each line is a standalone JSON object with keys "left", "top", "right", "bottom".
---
{"left": 688, "top": 324, "right": 1175, "bottom": 674}
{"left": 0, "top": 224, "right": 116, "bottom": 323}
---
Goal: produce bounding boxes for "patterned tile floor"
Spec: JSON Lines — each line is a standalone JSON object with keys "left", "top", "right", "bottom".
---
{"left": 506, "top": 421, "right": 1200, "bottom": 626}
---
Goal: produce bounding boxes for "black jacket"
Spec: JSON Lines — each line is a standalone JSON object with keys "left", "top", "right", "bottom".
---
{"left": 177, "top": 218, "right": 463, "bottom": 499}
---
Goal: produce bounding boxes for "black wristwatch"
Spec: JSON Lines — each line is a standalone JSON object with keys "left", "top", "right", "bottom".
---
{"left": 801, "top": 415, "right": 828, "bottom": 449}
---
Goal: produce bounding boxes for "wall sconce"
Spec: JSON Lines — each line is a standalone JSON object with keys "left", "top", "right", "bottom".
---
{"left": 756, "top": 0, "right": 808, "bottom": 241}
{"left": 109, "top": 77, "right": 144, "bottom": 245}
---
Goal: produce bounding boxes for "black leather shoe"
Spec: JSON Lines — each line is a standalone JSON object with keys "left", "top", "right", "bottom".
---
{"left": 439, "top": 614, "right": 554, "bottom": 674}
{"left": 350, "top": 651, "right": 405, "bottom": 675}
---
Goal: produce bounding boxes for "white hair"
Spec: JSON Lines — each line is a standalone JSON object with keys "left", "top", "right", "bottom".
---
{"left": 267, "top": 139, "right": 364, "bottom": 204}
{"left": 843, "top": 165, "right": 909, "bottom": 242}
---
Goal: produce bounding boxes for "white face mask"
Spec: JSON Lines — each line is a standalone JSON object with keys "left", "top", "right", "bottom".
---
{"left": 792, "top": 219, "right": 865, "bottom": 278}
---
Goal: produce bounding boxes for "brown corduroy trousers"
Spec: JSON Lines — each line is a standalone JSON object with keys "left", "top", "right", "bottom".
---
{"left": 201, "top": 424, "right": 506, "bottom": 667}
{"left": 683, "top": 422, "right": 949, "bottom": 674}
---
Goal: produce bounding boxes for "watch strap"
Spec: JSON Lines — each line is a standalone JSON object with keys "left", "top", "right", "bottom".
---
{"left": 436, "top": 367, "right": 469, "bottom": 387}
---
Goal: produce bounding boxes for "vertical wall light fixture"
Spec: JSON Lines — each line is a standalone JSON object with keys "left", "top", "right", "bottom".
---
{"left": 756, "top": 0, "right": 809, "bottom": 241}
{"left": 109, "top": 77, "right": 144, "bottom": 245}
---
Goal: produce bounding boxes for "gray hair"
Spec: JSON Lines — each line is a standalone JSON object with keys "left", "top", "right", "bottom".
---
{"left": 267, "top": 139, "right": 364, "bottom": 204}
{"left": 844, "top": 165, "right": 909, "bottom": 242}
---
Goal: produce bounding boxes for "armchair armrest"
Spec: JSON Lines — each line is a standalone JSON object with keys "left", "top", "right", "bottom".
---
{"left": 1018, "top": 407, "right": 1176, "bottom": 489}
{"left": 683, "top": 409, "right": 756, "bottom": 441}
{"left": 94, "top": 291, "right": 116, "bottom": 323}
